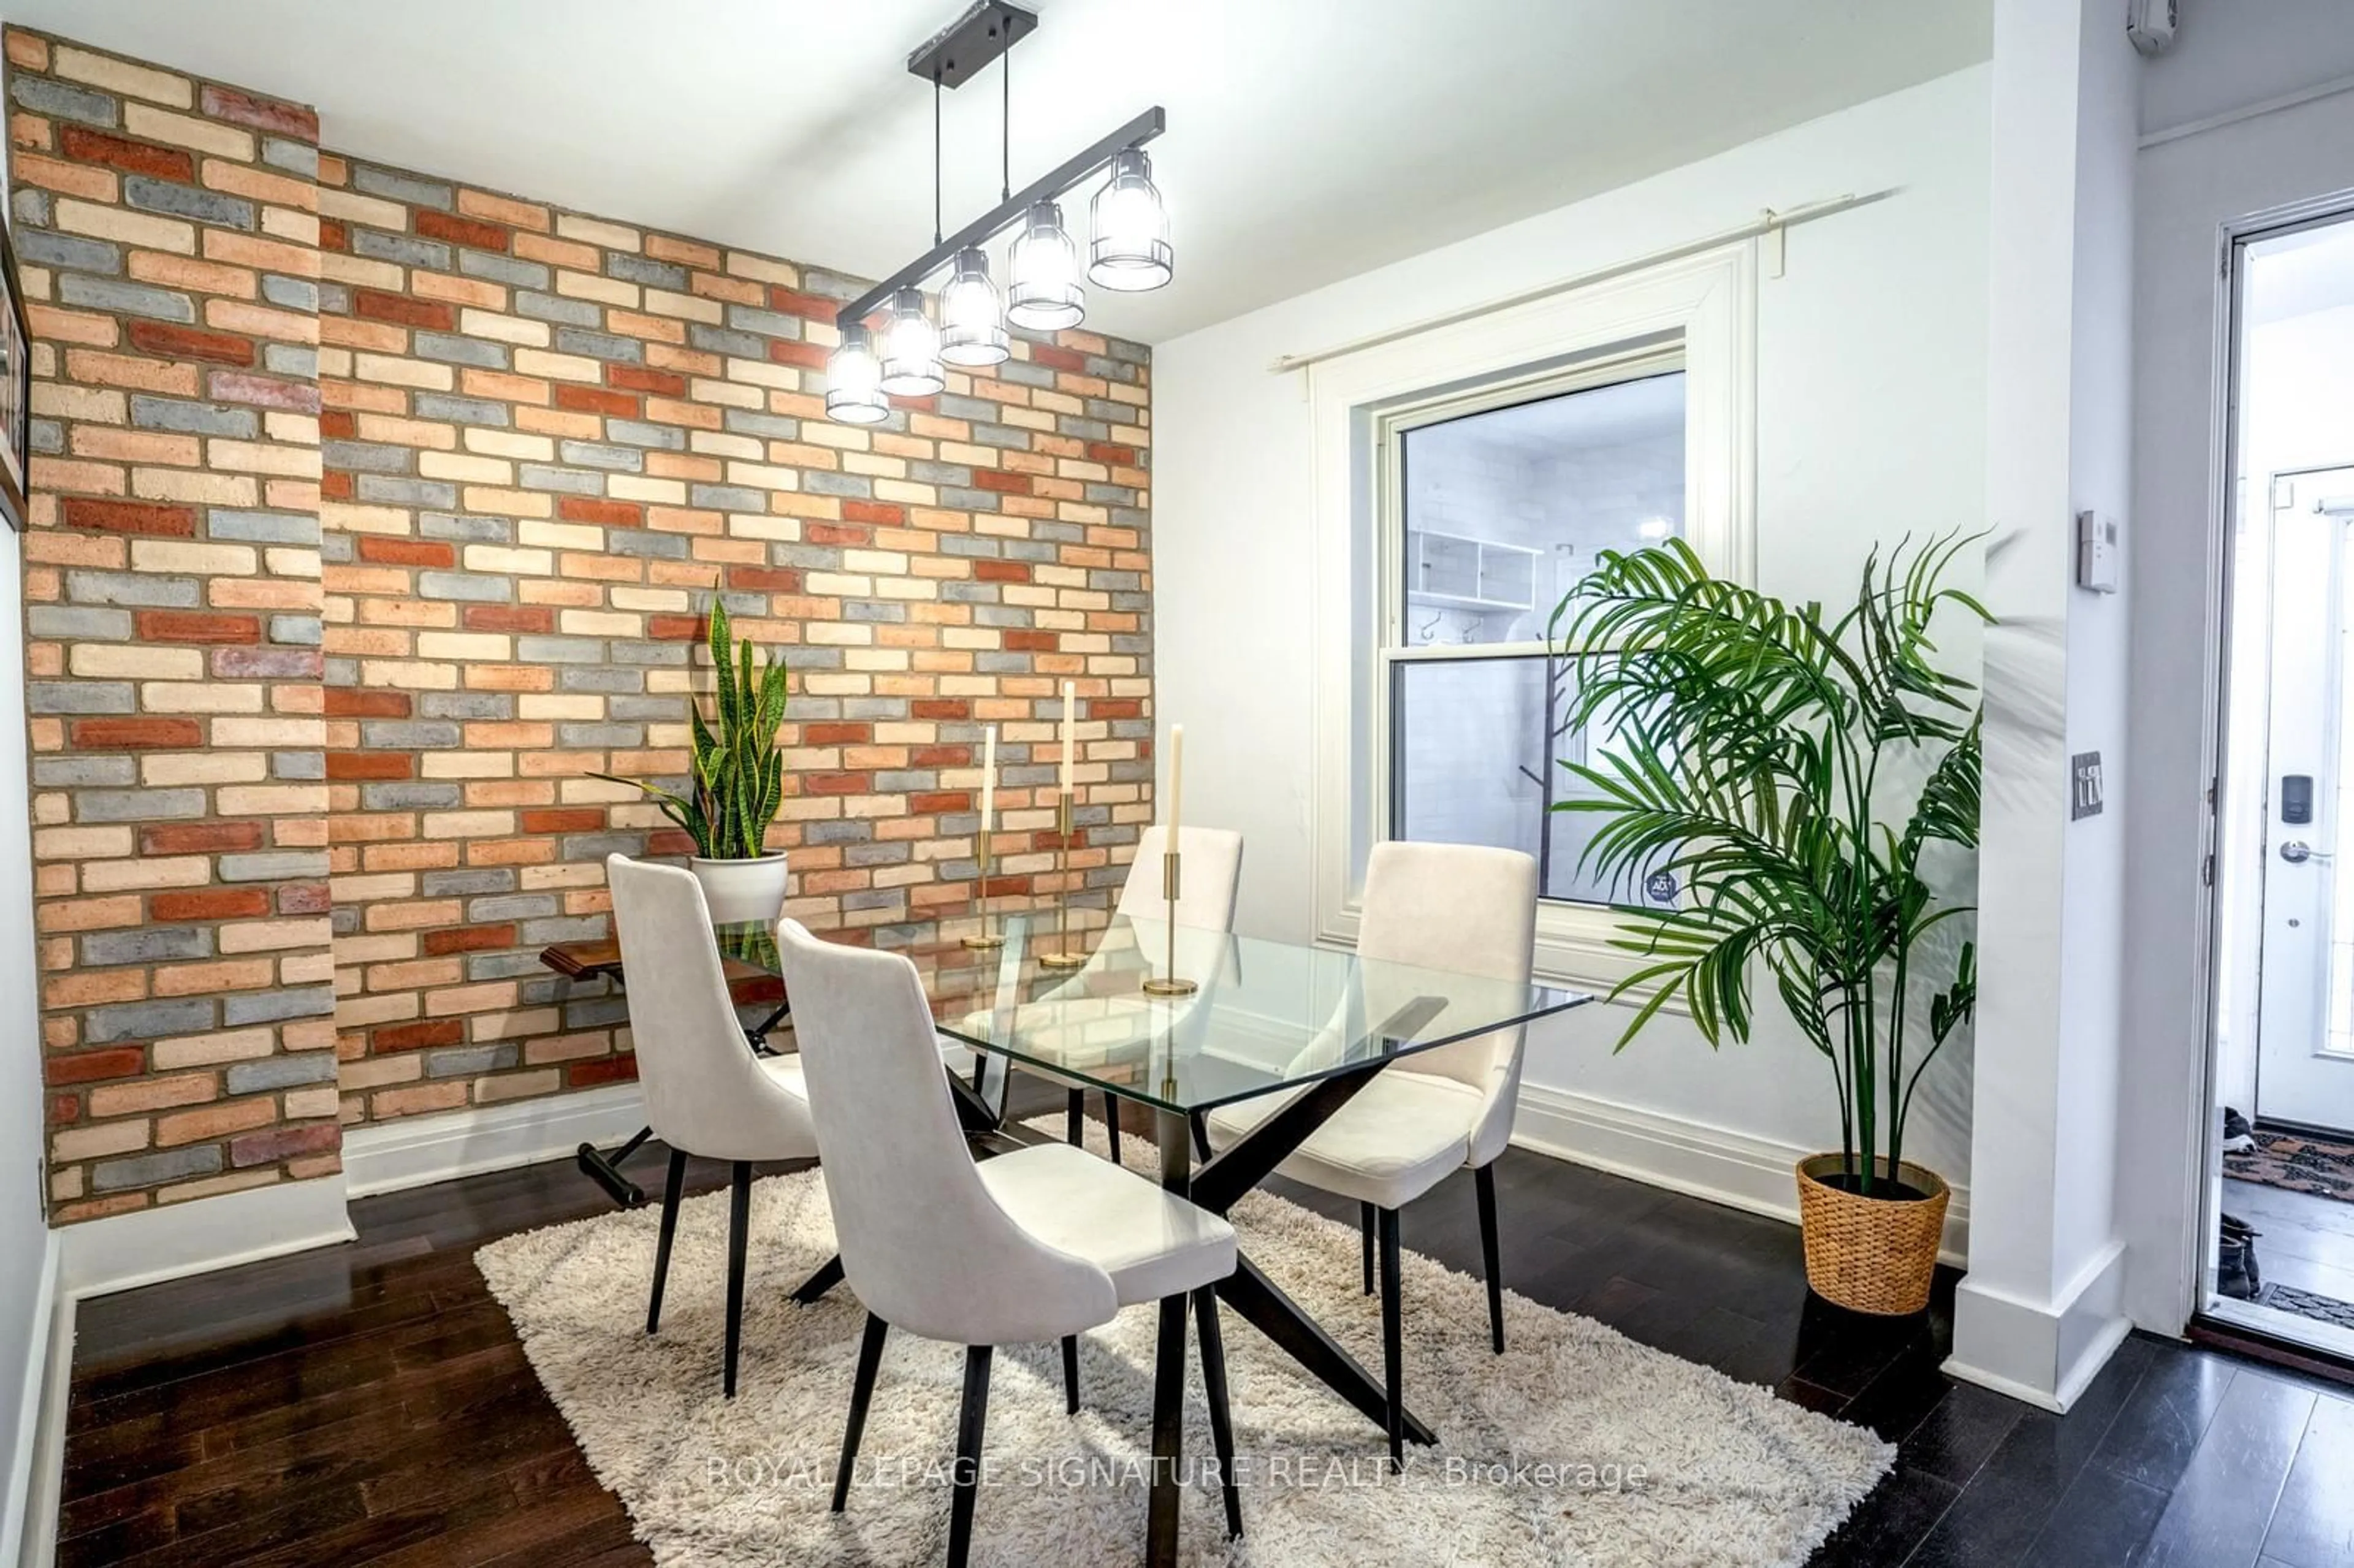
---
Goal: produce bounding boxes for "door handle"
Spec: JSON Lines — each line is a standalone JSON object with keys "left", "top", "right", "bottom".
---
{"left": 2280, "top": 840, "right": 2333, "bottom": 863}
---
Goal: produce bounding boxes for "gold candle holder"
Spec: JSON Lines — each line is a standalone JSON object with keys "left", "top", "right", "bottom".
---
{"left": 961, "top": 824, "right": 1004, "bottom": 950}
{"left": 1140, "top": 848, "right": 1196, "bottom": 996}
{"left": 1036, "top": 789, "right": 1088, "bottom": 969}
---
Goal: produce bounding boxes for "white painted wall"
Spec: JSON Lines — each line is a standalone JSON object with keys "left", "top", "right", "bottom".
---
{"left": 2120, "top": 1, "right": 2354, "bottom": 1333}
{"left": 1155, "top": 69, "right": 1990, "bottom": 1211}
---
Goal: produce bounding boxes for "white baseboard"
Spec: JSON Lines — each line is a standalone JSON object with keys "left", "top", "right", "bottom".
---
{"left": 4, "top": 1231, "right": 63, "bottom": 1568}
{"left": 1510, "top": 1081, "right": 1972, "bottom": 1265}
{"left": 341, "top": 1083, "right": 647, "bottom": 1199}
{"left": 61, "top": 1175, "right": 356, "bottom": 1301}
{"left": 1945, "top": 1238, "right": 2131, "bottom": 1412}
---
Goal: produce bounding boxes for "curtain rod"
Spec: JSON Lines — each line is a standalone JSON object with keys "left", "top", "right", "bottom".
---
{"left": 1268, "top": 188, "right": 1897, "bottom": 375}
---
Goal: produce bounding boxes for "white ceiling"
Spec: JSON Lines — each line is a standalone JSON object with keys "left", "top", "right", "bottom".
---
{"left": 12, "top": 0, "right": 1990, "bottom": 343}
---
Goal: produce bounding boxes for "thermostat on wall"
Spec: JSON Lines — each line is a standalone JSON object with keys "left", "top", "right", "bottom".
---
{"left": 2076, "top": 510, "right": 2120, "bottom": 593}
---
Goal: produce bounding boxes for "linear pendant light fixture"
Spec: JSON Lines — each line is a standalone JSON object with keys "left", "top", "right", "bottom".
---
{"left": 823, "top": 0, "right": 1170, "bottom": 422}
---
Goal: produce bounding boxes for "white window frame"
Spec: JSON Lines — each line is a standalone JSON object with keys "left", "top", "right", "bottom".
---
{"left": 1308, "top": 243, "right": 1757, "bottom": 989}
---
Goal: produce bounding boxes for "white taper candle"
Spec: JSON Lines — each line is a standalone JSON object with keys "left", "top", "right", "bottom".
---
{"left": 979, "top": 725, "right": 996, "bottom": 832}
{"left": 1168, "top": 723, "right": 1183, "bottom": 841}
{"left": 1060, "top": 682, "right": 1075, "bottom": 793}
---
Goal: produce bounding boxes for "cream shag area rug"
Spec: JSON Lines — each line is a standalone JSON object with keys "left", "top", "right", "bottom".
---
{"left": 476, "top": 1123, "right": 1891, "bottom": 1567}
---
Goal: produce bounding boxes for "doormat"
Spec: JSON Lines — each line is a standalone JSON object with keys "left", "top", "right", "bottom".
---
{"left": 2260, "top": 1282, "right": 2354, "bottom": 1333}
{"left": 2224, "top": 1127, "right": 2354, "bottom": 1203}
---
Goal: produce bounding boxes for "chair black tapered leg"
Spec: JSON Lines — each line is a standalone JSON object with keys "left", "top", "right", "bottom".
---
{"left": 1103, "top": 1090, "right": 1123, "bottom": 1164}
{"left": 832, "top": 1312, "right": 889, "bottom": 1512}
{"left": 1066, "top": 1088, "right": 1086, "bottom": 1145}
{"left": 1360, "top": 1201, "right": 1375, "bottom": 1295}
{"left": 1194, "top": 1287, "right": 1244, "bottom": 1539}
{"left": 1061, "top": 1334, "right": 1080, "bottom": 1414}
{"left": 1475, "top": 1162, "right": 1504, "bottom": 1353}
{"left": 1147, "top": 1293, "right": 1188, "bottom": 1564}
{"left": 646, "top": 1148, "right": 688, "bottom": 1334}
{"left": 1377, "top": 1205, "right": 1403, "bottom": 1471}
{"left": 947, "top": 1345, "right": 994, "bottom": 1568}
{"left": 723, "top": 1160, "right": 752, "bottom": 1398}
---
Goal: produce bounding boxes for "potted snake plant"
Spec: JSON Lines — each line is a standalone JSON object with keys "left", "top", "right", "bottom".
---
{"left": 596, "top": 599, "right": 791, "bottom": 926}
{"left": 1549, "top": 536, "right": 1983, "bottom": 1315}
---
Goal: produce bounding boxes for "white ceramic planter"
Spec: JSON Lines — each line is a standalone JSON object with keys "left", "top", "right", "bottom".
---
{"left": 688, "top": 854, "right": 790, "bottom": 927}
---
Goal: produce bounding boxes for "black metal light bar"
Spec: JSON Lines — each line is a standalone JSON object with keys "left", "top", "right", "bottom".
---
{"left": 834, "top": 105, "right": 1167, "bottom": 332}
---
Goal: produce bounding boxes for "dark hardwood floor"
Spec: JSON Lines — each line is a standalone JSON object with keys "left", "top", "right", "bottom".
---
{"left": 53, "top": 1088, "right": 2354, "bottom": 1568}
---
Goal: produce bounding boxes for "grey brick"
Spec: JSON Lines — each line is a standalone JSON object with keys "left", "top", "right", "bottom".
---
{"left": 419, "top": 691, "right": 509, "bottom": 720}
{"left": 131, "top": 397, "right": 258, "bottom": 437}
{"left": 459, "top": 249, "right": 549, "bottom": 289}
{"left": 76, "top": 788, "right": 207, "bottom": 821}
{"left": 516, "top": 636, "right": 605, "bottom": 664}
{"left": 414, "top": 332, "right": 508, "bottom": 369}
{"left": 415, "top": 393, "right": 511, "bottom": 426}
{"left": 352, "top": 164, "right": 452, "bottom": 209}
{"left": 414, "top": 571, "right": 511, "bottom": 603}
{"left": 94, "top": 1147, "right": 223, "bottom": 1193}
{"left": 725, "top": 305, "right": 802, "bottom": 339}
{"left": 520, "top": 915, "right": 608, "bottom": 945}
{"left": 425, "top": 1043, "right": 519, "bottom": 1078}
{"left": 29, "top": 607, "right": 131, "bottom": 641}
{"left": 29, "top": 682, "right": 132, "bottom": 715}
{"left": 352, "top": 229, "right": 451, "bottom": 270}
{"left": 86, "top": 997, "right": 215, "bottom": 1045}
{"left": 690, "top": 484, "right": 766, "bottom": 512}
{"left": 607, "top": 529, "right": 688, "bottom": 560}
{"left": 558, "top": 441, "right": 642, "bottom": 471}
{"left": 59, "top": 275, "right": 194, "bottom": 324}
{"left": 67, "top": 569, "right": 204, "bottom": 609}
{"left": 420, "top": 868, "right": 514, "bottom": 896}
{"left": 226, "top": 1053, "right": 341, "bottom": 1094}
{"left": 219, "top": 850, "right": 332, "bottom": 883}
{"left": 420, "top": 512, "right": 513, "bottom": 543}
{"left": 322, "top": 439, "right": 409, "bottom": 473}
{"left": 19, "top": 230, "right": 121, "bottom": 275}
{"left": 83, "top": 927, "right": 212, "bottom": 965}
{"left": 558, "top": 666, "right": 643, "bottom": 695}
{"left": 722, "top": 409, "right": 799, "bottom": 440}
{"left": 262, "top": 137, "right": 318, "bottom": 177}
{"left": 223, "top": 986, "right": 337, "bottom": 1026}
{"left": 517, "top": 464, "right": 604, "bottom": 495}
{"left": 514, "top": 290, "right": 599, "bottom": 327}
{"left": 360, "top": 720, "right": 461, "bottom": 748}
{"left": 606, "top": 252, "right": 687, "bottom": 289}
{"left": 263, "top": 344, "right": 318, "bottom": 379}
{"left": 606, "top": 419, "right": 683, "bottom": 450}
{"left": 357, "top": 475, "right": 459, "bottom": 508}
{"left": 361, "top": 782, "right": 462, "bottom": 810}
{"left": 261, "top": 274, "right": 319, "bottom": 312}
{"left": 124, "top": 176, "right": 254, "bottom": 229}
{"left": 12, "top": 76, "right": 115, "bottom": 127}
{"left": 557, "top": 723, "right": 641, "bottom": 748}
{"left": 209, "top": 509, "right": 321, "bottom": 546}
{"left": 269, "top": 750, "right": 318, "bottom": 780}
{"left": 12, "top": 189, "right": 49, "bottom": 230}
{"left": 35, "top": 756, "right": 135, "bottom": 788}
{"left": 467, "top": 894, "right": 559, "bottom": 922}
{"left": 802, "top": 471, "right": 873, "bottom": 499}
{"left": 554, "top": 327, "right": 641, "bottom": 364}
{"left": 687, "top": 324, "right": 763, "bottom": 358}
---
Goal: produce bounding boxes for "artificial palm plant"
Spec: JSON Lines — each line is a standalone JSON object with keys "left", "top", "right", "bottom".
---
{"left": 1548, "top": 536, "right": 1984, "bottom": 1211}
{"left": 596, "top": 599, "right": 787, "bottom": 861}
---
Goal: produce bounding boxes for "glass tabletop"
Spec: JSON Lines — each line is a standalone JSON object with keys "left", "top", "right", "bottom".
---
{"left": 715, "top": 907, "right": 1589, "bottom": 1115}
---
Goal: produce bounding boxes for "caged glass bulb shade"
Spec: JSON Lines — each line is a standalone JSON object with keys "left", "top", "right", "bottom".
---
{"left": 1007, "top": 200, "right": 1085, "bottom": 330}
{"left": 877, "top": 287, "right": 945, "bottom": 397}
{"left": 824, "top": 324, "right": 888, "bottom": 424}
{"left": 1088, "top": 148, "right": 1171, "bottom": 291}
{"left": 939, "top": 247, "right": 1010, "bottom": 367}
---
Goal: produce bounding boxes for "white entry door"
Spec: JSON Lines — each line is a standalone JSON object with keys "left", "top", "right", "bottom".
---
{"left": 2258, "top": 466, "right": 2354, "bottom": 1135}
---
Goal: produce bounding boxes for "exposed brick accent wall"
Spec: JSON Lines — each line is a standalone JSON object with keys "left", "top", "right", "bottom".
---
{"left": 314, "top": 154, "right": 1156, "bottom": 1126}
{"left": 7, "top": 29, "right": 340, "bottom": 1221}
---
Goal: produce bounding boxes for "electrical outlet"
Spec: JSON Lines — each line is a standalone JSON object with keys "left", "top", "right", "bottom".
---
{"left": 2071, "top": 752, "right": 2105, "bottom": 820}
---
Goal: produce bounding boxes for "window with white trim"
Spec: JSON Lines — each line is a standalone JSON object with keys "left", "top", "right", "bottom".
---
{"left": 1377, "top": 351, "right": 1686, "bottom": 906}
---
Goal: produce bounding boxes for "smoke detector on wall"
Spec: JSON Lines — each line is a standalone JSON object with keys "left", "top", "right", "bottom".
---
{"left": 2127, "top": 0, "right": 2179, "bottom": 56}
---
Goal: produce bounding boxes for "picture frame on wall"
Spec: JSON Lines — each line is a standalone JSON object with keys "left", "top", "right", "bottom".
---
{"left": 0, "top": 216, "right": 29, "bottom": 533}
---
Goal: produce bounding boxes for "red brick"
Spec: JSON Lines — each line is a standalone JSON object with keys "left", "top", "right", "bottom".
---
{"left": 728, "top": 566, "right": 801, "bottom": 592}
{"left": 142, "top": 821, "right": 264, "bottom": 855}
{"left": 276, "top": 883, "right": 332, "bottom": 915}
{"left": 568, "top": 1056, "right": 641, "bottom": 1089}
{"left": 519, "top": 809, "right": 603, "bottom": 834}
{"left": 1003, "top": 630, "right": 1057, "bottom": 652}
{"left": 647, "top": 614, "right": 707, "bottom": 642}
{"left": 58, "top": 124, "right": 194, "bottom": 182}
{"left": 1092, "top": 699, "right": 1143, "bottom": 720}
{"left": 1087, "top": 442, "right": 1139, "bottom": 466}
{"left": 558, "top": 495, "right": 641, "bottom": 526}
{"left": 462, "top": 604, "right": 555, "bottom": 634}
{"left": 48, "top": 1046, "right": 148, "bottom": 1086}
{"left": 357, "top": 536, "right": 455, "bottom": 567}
{"left": 321, "top": 471, "right": 354, "bottom": 501}
{"left": 353, "top": 289, "right": 455, "bottom": 330}
{"left": 229, "top": 1121, "right": 341, "bottom": 1169}
{"left": 51, "top": 1093, "right": 80, "bottom": 1126}
{"left": 213, "top": 647, "right": 322, "bottom": 680}
{"left": 415, "top": 208, "right": 509, "bottom": 252}
{"left": 1030, "top": 343, "right": 1087, "bottom": 373}
{"left": 973, "top": 560, "right": 1030, "bottom": 583}
{"left": 768, "top": 338, "right": 829, "bottom": 371}
{"left": 910, "top": 791, "right": 969, "bottom": 815}
{"left": 555, "top": 384, "right": 638, "bottom": 417}
{"left": 911, "top": 745, "right": 970, "bottom": 767}
{"left": 70, "top": 717, "right": 203, "bottom": 750}
{"left": 801, "top": 723, "right": 870, "bottom": 747}
{"left": 972, "top": 468, "right": 1030, "bottom": 495}
{"left": 806, "top": 522, "right": 868, "bottom": 547}
{"left": 128, "top": 321, "right": 256, "bottom": 366}
{"left": 62, "top": 498, "right": 196, "bottom": 538}
{"left": 606, "top": 365, "right": 685, "bottom": 396}
{"left": 326, "top": 751, "right": 412, "bottom": 780}
{"left": 647, "top": 828, "right": 698, "bottom": 858}
{"left": 208, "top": 370, "right": 319, "bottom": 411}
{"left": 422, "top": 923, "right": 518, "bottom": 956}
{"left": 135, "top": 610, "right": 262, "bottom": 644}
{"left": 151, "top": 888, "right": 272, "bottom": 921}
{"left": 320, "top": 217, "right": 349, "bottom": 252}
{"left": 375, "top": 1019, "right": 465, "bottom": 1052}
{"left": 840, "top": 500, "right": 905, "bottom": 526}
{"left": 767, "top": 287, "right": 840, "bottom": 319}
{"left": 321, "top": 409, "right": 357, "bottom": 439}
{"left": 199, "top": 83, "right": 318, "bottom": 139}
{"left": 911, "top": 699, "right": 970, "bottom": 720}
{"left": 325, "top": 688, "right": 411, "bottom": 717}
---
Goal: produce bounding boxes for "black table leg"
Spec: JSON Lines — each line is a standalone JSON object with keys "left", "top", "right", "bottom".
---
{"left": 1216, "top": 1254, "right": 1436, "bottom": 1446}
{"left": 1146, "top": 1292, "right": 1188, "bottom": 1568}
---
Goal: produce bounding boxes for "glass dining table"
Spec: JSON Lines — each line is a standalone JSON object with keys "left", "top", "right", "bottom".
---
{"left": 544, "top": 898, "right": 1586, "bottom": 1563}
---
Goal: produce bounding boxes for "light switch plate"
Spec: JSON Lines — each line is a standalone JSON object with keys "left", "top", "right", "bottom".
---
{"left": 2076, "top": 510, "right": 2120, "bottom": 593}
{"left": 2071, "top": 751, "right": 2105, "bottom": 820}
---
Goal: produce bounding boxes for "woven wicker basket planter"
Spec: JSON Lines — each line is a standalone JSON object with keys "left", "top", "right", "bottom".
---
{"left": 1795, "top": 1154, "right": 1949, "bottom": 1316}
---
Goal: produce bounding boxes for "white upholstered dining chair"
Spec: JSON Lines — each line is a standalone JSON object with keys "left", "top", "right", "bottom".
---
{"left": 775, "top": 918, "right": 1244, "bottom": 1565}
{"left": 608, "top": 854, "right": 820, "bottom": 1398}
{"left": 1203, "top": 840, "right": 1537, "bottom": 1466}
{"left": 1040, "top": 823, "right": 1243, "bottom": 1162}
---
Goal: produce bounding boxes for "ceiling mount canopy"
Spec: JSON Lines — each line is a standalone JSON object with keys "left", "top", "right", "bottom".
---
{"left": 823, "top": 0, "right": 1171, "bottom": 423}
